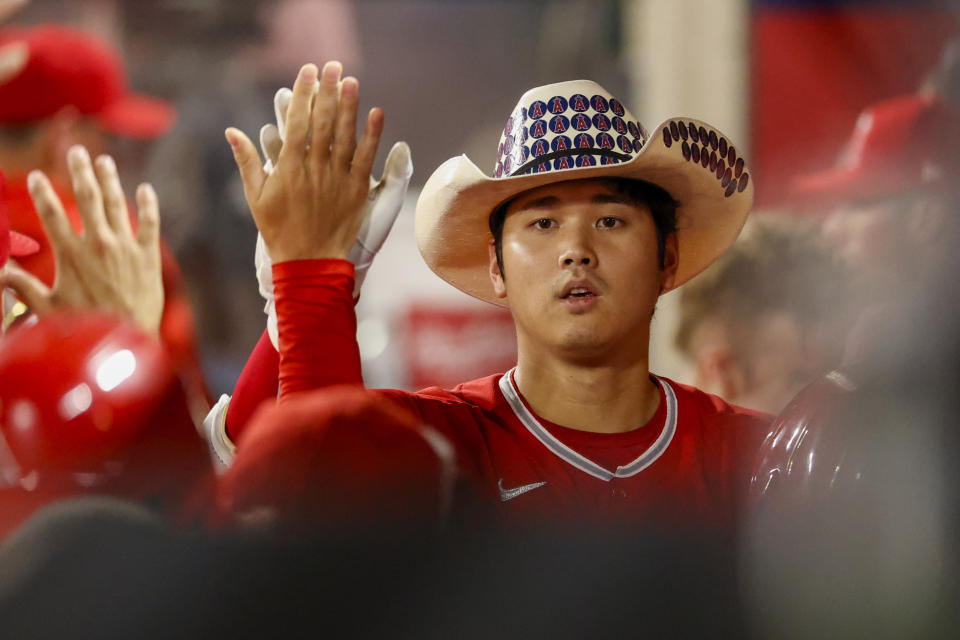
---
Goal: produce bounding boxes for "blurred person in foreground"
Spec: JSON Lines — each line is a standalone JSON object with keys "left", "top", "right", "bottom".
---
{"left": 0, "top": 24, "right": 209, "bottom": 421}
{"left": 215, "top": 61, "right": 771, "bottom": 536}
{"left": 673, "top": 215, "right": 854, "bottom": 414}
{"left": 0, "top": 139, "right": 212, "bottom": 539}
{"left": 745, "top": 92, "right": 960, "bottom": 638}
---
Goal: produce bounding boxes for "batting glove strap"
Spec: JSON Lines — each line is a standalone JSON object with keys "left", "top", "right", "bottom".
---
{"left": 203, "top": 393, "right": 236, "bottom": 472}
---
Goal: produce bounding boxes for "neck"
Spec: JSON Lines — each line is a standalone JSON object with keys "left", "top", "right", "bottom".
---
{"left": 513, "top": 339, "right": 661, "bottom": 434}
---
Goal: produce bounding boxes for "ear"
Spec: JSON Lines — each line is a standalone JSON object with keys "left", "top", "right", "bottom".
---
{"left": 693, "top": 342, "right": 744, "bottom": 402}
{"left": 658, "top": 232, "right": 679, "bottom": 294}
{"left": 488, "top": 240, "right": 507, "bottom": 299}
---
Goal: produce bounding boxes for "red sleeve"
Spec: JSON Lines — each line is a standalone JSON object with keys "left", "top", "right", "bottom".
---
{"left": 225, "top": 328, "right": 280, "bottom": 441}
{"left": 273, "top": 258, "right": 362, "bottom": 399}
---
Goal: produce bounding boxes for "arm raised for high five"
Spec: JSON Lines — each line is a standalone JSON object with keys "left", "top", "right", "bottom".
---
{"left": 225, "top": 62, "right": 385, "bottom": 401}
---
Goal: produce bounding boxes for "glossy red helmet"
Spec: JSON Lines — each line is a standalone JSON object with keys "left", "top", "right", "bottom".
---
{"left": 0, "top": 311, "right": 209, "bottom": 535}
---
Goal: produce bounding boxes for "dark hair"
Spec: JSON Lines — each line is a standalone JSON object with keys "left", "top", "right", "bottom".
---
{"left": 488, "top": 177, "right": 679, "bottom": 278}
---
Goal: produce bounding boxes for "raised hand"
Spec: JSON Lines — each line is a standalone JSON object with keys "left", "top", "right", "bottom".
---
{"left": 226, "top": 61, "right": 385, "bottom": 264}
{"left": 252, "top": 75, "right": 412, "bottom": 348}
{"left": 0, "top": 145, "right": 164, "bottom": 335}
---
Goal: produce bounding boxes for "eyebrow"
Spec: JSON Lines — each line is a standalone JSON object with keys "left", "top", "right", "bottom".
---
{"left": 515, "top": 191, "right": 633, "bottom": 211}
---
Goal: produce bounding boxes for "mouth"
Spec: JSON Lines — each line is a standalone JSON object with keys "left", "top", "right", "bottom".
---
{"left": 559, "top": 280, "right": 601, "bottom": 306}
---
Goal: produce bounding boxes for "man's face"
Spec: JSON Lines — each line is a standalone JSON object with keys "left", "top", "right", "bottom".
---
{"left": 489, "top": 178, "right": 677, "bottom": 361}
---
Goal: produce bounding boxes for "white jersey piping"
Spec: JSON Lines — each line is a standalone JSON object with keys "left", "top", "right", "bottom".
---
{"left": 498, "top": 368, "right": 678, "bottom": 482}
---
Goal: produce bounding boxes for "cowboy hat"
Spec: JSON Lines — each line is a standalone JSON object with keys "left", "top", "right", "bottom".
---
{"left": 415, "top": 79, "right": 753, "bottom": 307}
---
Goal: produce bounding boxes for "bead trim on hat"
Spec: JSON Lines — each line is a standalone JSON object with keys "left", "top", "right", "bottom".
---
{"left": 661, "top": 119, "right": 749, "bottom": 198}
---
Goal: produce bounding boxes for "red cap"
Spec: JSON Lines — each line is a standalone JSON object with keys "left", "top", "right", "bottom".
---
{"left": 0, "top": 25, "right": 175, "bottom": 139}
{"left": 0, "top": 169, "right": 39, "bottom": 267}
{"left": 791, "top": 93, "right": 960, "bottom": 204}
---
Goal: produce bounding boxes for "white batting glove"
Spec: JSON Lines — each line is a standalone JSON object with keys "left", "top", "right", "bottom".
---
{"left": 255, "top": 86, "right": 413, "bottom": 350}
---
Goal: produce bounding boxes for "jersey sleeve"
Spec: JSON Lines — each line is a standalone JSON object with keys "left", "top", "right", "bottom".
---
{"left": 272, "top": 258, "right": 363, "bottom": 398}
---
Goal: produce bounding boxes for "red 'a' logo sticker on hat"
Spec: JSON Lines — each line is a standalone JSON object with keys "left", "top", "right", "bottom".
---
{"left": 571, "top": 114, "right": 590, "bottom": 131}
{"left": 531, "top": 120, "right": 547, "bottom": 138}
{"left": 529, "top": 101, "right": 546, "bottom": 119}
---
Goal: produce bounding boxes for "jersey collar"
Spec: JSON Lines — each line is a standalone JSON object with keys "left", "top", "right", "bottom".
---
{"left": 498, "top": 367, "right": 677, "bottom": 481}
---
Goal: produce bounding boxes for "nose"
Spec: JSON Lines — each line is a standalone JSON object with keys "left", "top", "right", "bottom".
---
{"left": 558, "top": 229, "right": 597, "bottom": 269}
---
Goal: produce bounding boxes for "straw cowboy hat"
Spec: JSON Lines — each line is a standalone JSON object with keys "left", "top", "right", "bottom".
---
{"left": 415, "top": 79, "right": 753, "bottom": 307}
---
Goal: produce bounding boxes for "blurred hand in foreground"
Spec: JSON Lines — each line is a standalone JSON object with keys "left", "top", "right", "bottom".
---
{"left": 0, "top": 145, "right": 164, "bottom": 335}
{"left": 0, "top": 0, "right": 29, "bottom": 85}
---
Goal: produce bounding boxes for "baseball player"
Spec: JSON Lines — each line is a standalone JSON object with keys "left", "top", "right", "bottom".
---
{"left": 217, "top": 62, "right": 771, "bottom": 531}
{"left": 0, "top": 24, "right": 209, "bottom": 419}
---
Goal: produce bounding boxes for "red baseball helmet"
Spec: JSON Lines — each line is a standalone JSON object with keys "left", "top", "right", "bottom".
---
{"left": 790, "top": 93, "right": 960, "bottom": 205}
{"left": 0, "top": 311, "right": 209, "bottom": 536}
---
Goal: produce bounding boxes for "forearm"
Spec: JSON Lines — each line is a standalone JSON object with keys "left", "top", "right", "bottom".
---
{"left": 225, "top": 328, "right": 281, "bottom": 442}
{"left": 273, "top": 258, "right": 363, "bottom": 399}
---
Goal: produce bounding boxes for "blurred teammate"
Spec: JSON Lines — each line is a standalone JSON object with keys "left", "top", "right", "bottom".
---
{"left": 746, "top": 92, "right": 960, "bottom": 637}
{"left": 218, "top": 62, "right": 770, "bottom": 533}
{"left": 674, "top": 215, "right": 853, "bottom": 414}
{"left": 0, "top": 24, "right": 209, "bottom": 417}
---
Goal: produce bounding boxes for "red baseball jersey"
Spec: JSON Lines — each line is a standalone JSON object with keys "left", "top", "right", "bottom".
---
{"left": 375, "top": 370, "right": 770, "bottom": 530}
{"left": 229, "top": 259, "right": 772, "bottom": 531}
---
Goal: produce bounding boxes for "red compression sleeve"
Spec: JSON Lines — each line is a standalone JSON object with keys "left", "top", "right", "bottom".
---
{"left": 225, "top": 328, "right": 280, "bottom": 442}
{"left": 273, "top": 259, "right": 362, "bottom": 399}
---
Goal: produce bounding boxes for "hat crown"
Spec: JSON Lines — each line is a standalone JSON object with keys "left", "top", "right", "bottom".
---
{"left": 494, "top": 80, "right": 648, "bottom": 178}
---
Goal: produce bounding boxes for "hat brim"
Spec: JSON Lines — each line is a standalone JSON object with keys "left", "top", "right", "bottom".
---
{"left": 9, "top": 230, "right": 39, "bottom": 257}
{"left": 415, "top": 118, "right": 754, "bottom": 307}
{"left": 96, "top": 93, "right": 176, "bottom": 140}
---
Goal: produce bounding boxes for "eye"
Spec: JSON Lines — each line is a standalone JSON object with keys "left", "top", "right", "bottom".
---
{"left": 532, "top": 218, "right": 555, "bottom": 230}
{"left": 597, "top": 216, "right": 623, "bottom": 229}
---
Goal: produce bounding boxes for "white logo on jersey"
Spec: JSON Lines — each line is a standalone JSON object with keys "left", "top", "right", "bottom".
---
{"left": 498, "top": 478, "right": 548, "bottom": 502}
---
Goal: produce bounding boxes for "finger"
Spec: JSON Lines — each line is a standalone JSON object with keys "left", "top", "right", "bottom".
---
{"left": 259, "top": 123, "right": 282, "bottom": 170}
{"left": 278, "top": 63, "right": 319, "bottom": 167}
{"left": 0, "top": 0, "right": 28, "bottom": 24}
{"left": 0, "top": 263, "right": 52, "bottom": 315}
{"left": 309, "top": 60, "right": 343, "bottom": 164}
{"left": 94, "top": 154, "right": 133, "bottom": 237}
{"left": 381, "top": 140, "right": 414, "bottom": 185}
{"left": 273, "top": 87, "right": 293, "bottom": 139}
{"left": 26, "top": 170, "right": 75, "bottom": 251}
{"left": 330, "top": 76, "right": 359, "bottom": 171}
{"left": 350, "top": 107, "right": 385, "bottom": 182}
{"left": 225, "top": 127, "right": 266, "bottom": 204}
{"left": 66, "top": 145, "right": 110, "bottom": 238}
{"left": 135, "top": 183, "right": 160, "bottom": 252}
{"left": 0, "top": 41, "right": 27, "bottom": 85}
